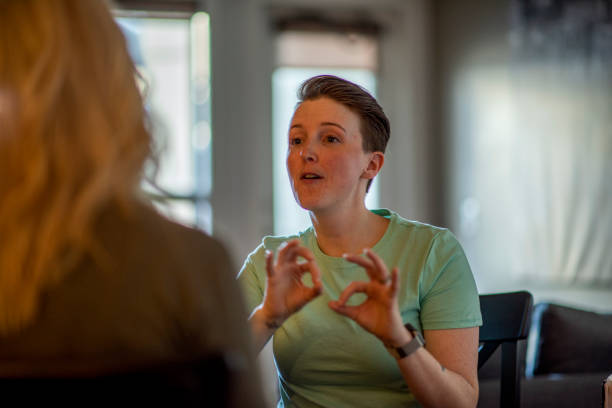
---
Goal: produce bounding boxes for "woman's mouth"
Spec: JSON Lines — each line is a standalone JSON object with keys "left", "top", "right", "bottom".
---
{"left": 301, "top": 173, "right": 322, "bottom": 180}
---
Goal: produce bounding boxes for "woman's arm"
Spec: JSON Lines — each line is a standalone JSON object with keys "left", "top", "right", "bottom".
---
{"left": 329, "top": 249, "right": 479, "bottom": 408}
{"left": 248, "top": 239, "right": 323, "bottom": 352}
{"left": 392, "top": 327, "right": 479, "bottom": 408}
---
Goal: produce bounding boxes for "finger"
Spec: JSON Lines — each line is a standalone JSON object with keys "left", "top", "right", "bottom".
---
{"left": 291, "top": 246, "right": 315, "bottom": 263}
{"left": 328, "top": 301, "right": 360, "bottom": 320}
{"left": 335, "top": 281, "right": 369, "bottom": 306}
{"left": 390, "top": 267, "right": 399, "bottom": 296}
{"left": 265, "top": 250, "right": 274, "bottom": 278}
{"left": 344, "top": 251, "right": 388, "bottom": 284}
{"left": 297, "top": 259, "right": 319, "bottom": 276}
{"left": 304, "top": 284, "right": 323, "bottom": 301}
{"left": 297, "top": 261, "right": 323, "bottom": 294}
{"left": 308, "top": 260, "right": 323, "bottom": 291}
{"left": 278, "top": 241, "right": 314, "bottom": 266}
{"left": 276, "top": 239, "right": 300, "bottom": 264}
{"left": 364, "top": 249, "right": 390, "bottom": 283}
{"left": 278, "top": 238, "right": 300, "bottom": 251}
{"left": 343, "top": 253, "right": 377, "bottom": 280}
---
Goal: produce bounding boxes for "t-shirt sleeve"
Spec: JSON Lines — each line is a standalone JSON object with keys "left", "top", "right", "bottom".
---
{"left": 237, "top": 252, "right": 266, "bottom": 315}
{"left": 419, "top": 230, "right": 482, "bottom": 330}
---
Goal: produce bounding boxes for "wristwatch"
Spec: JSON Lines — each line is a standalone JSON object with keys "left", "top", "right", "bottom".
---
{"left": 386, "top": 323, "right": 426, "bottom": 360}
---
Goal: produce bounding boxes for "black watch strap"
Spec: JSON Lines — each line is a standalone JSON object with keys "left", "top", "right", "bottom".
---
{"left": 386, "top": 323, "right": 425, "bottom": 360}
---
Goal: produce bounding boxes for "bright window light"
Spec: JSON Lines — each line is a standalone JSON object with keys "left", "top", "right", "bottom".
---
{"left": 116, "top": 13, "right": 212, "bottom": 232}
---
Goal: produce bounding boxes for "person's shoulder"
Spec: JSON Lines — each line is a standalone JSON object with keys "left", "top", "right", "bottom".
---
{"left": 98, "top": 199, "right": 229, "bottom": 266}
{"left": 242, "top": 228, "right": 312, "bottom": 268}
{"left": 252, "top": 229, "right": 310, "bottom": 255}
{"left": 382, "top": 209, "right": 451, "bottom": 238}
{"left": 378, "top": 208, "right": 466, "bottom": 256}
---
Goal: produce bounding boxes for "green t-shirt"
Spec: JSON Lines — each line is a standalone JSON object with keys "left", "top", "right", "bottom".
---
{"left": 238, "top": 209, "right": 482, "bottom": 408}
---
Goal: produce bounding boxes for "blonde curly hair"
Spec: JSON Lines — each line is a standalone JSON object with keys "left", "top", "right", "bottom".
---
{"left": 0, "top": 0, "right": 152, "bottom": 333}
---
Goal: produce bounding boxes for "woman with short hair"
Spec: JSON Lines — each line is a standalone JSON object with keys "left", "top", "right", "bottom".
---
{"left": 239, "top": 75, "right": 482, "bottom": 408}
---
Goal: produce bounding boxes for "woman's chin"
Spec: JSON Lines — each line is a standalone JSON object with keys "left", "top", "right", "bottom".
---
{"left": 296, "top": 201, "right": 317, "bottom": 212}
{"left": 295, "top": 198, "right": 323, "bottom": 213}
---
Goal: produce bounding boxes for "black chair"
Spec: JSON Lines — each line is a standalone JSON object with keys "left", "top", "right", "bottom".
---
{"left": 479, "top": 291, "right": 534, "bottom": 408}
{"left": 0, "top": 353, "right": 236, "bottom": 407}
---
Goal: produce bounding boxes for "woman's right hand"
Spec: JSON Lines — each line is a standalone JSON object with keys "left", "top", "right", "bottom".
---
{"left": 258, "top": 239, "right": 323, "bottom": 330}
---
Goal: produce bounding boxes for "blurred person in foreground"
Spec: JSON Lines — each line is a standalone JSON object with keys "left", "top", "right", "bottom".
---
{"left": 239, "top": 75, "right": 482, "bottom": 408}
{"left": 0, "top": 1, "right": 262, "bottom": 405}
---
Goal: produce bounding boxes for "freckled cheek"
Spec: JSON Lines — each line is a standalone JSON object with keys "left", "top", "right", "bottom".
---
{"left": 286, "top": 153, "right": 299, "bottom": 179}
{"left": 323, "top": 157, "right": 355, "bottom": 185}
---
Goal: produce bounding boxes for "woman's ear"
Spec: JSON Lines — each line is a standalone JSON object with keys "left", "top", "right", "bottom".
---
{"left": 362, "top": 151, "right": 385, "bottom": 180}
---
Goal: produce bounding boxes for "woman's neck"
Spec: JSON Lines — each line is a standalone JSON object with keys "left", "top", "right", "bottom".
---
{"left": 309, "top": 205, "right": 389, "bottom": 257}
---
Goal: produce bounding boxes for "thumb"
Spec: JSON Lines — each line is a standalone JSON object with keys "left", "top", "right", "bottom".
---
{"left": 328, "top": 300, "right": 359, "bottom": 320}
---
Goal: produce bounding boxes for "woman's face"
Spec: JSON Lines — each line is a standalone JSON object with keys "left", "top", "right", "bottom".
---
{"left": 286, "top": 97, "right": 378, "bottom": 214}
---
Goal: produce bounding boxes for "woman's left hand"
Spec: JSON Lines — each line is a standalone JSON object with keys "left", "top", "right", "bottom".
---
{"left": 328, "top": 249, "right": 410, "bottom": 347}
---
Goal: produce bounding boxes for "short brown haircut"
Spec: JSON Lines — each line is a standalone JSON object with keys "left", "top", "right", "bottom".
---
{"left": 297, "top": 75, "right": 390, "bottom": 192}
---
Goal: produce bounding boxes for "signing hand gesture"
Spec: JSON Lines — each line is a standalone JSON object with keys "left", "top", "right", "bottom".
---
{"left": 260, "top": 239, "right": 323, "bottom": 329}
{"left": 328, "top": 249, "right": 408, "bottom": 346}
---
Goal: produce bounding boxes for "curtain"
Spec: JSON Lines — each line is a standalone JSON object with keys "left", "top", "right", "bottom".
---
{"left": 509, "top": 0, "right": 612, "bottom": 286}
{"left": 455, "top": 0, "right": 612, "bottom": 289}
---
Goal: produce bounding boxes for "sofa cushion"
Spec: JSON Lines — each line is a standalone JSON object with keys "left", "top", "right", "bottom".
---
{"left": 532, "top": 303, "right": 612, "bottom": 375}
{"left": 478, "top": 372, "right": 609, "bottom": 408}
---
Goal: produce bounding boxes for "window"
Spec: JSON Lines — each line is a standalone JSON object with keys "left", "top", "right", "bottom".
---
{"left": 116, "top": 12, "right": 212, "bottom": 232}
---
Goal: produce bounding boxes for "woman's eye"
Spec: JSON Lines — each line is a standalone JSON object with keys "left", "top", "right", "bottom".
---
{"left": 290, "top": 137, "right": 302, "bottom": 145}
{"left": 325, "top": 135, "right": 340, "bottom": 143}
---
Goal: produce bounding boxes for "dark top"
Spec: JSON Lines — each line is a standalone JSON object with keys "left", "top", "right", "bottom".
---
{"left": 0, "top": 201, "right": 264, "bottom": 407}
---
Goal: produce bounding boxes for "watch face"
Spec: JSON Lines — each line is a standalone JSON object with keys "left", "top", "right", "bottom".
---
{"left": 387, "top": 325, "right": 425, "bottom": 360}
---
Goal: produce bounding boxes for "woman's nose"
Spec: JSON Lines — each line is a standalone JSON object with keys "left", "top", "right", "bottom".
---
{"left": 300, "top": 142, "right": 317, "bottom": 162}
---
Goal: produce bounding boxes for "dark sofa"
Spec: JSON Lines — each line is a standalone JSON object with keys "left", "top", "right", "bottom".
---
{"left": 478, "top": 302, "right": 612, "bottom": 408}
